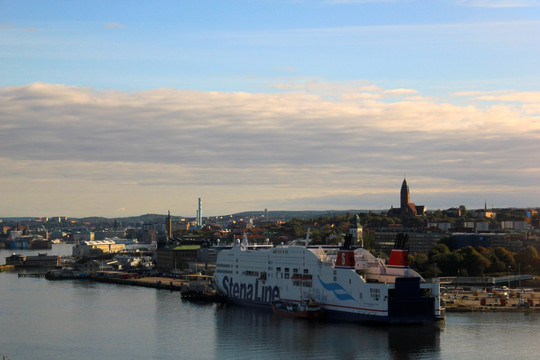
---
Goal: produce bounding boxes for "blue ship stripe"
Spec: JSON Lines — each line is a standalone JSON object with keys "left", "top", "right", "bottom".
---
{"left": 318, "top": 276, "right": 356, "bottom": 302}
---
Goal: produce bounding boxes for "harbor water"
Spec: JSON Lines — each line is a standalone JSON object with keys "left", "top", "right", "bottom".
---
{"left": 1, "top": 246, "right": 540, "bottom": 360}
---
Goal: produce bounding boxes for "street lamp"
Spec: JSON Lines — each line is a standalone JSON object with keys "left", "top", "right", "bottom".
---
{"left": 518, "top": 263, "right": 521, "bottom": 289}
{"left": 507, "top": 266, "right": 511, "bottom": 288}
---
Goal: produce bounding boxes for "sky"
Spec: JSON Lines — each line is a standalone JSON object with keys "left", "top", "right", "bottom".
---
{"left": 1, "top": 0, "right": 540, "bottom": 218}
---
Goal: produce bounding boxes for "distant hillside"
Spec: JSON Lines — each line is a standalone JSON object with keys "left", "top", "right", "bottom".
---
{"left": 79, "top": 214, "right": 170, "bottom": 224}
{"left": 233, "top": 209, "right": 382, "bottom": 220}
{"left": 0, "top": 217, "right": 35, "bottom": 221}
{"left": 3, "top": 210, "right": 386, "bottom": 225}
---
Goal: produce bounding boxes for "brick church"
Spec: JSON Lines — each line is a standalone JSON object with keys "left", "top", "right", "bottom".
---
{"left": 389, "top": 178, "right": 425, "bottom": 217}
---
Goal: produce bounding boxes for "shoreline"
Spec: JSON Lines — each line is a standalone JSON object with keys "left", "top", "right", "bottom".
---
{"left": 445, "top": 304, "right": 538, "bottom": 313}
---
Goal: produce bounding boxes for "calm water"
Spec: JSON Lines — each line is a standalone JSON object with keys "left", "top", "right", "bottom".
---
{"left": 1, "top": 246, "right": 540, "bottom": 359}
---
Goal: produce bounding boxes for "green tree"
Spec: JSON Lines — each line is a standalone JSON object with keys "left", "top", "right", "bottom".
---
{"left": 515, "top": 246, "right": 540, "bottom": 273}
{"left": 429, "top": 243, "right": 450, "bottom": 258}
{"left": 459, "top": 246, "right": 491, "bottom": 276}
{"left": 493, "top": 247, "right": 515, "bottom": 269}
{"left": 423, "top": 263, "right": 442, "bottom": 278}
{"left": 413, "top": 252, "right": 429, "bottom": 273}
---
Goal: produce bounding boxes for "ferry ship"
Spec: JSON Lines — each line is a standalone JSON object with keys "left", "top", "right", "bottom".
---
{"left": 214, "top": 233, "right": 444, "bottom": 324}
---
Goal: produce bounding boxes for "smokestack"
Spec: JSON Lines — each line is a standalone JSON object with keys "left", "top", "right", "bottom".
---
{"left": 166, "top": 210, "right": 172, "bottom": 244}
{"left": 197, "top": 198, "right": 202, "bottom": 228}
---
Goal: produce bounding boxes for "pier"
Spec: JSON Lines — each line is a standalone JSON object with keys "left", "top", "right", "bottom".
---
{"left": 18, "top": 273, "right": 46, "bottom": 278}
{"left": 85, "top": 272, "right": 226, "bottom": 302}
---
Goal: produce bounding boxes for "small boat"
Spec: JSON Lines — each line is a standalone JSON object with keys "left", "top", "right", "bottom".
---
{"left": 271, "top": 299, "right": 324, "bottom": 319}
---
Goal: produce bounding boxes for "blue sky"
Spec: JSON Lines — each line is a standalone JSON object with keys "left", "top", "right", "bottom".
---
{"left": 3, "top": 0, "right": 540, "bottom": 92}
{"left": 1, "top": 0, "right": 540, "bottom": 217}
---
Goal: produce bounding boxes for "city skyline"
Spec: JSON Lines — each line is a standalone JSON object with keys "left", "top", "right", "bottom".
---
{"left": 1, "top": 0, "right": 540, "bottom": 217}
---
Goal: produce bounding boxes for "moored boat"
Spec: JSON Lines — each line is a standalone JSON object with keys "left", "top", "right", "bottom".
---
{"left": 271, "top": 299, "right": 324, "bottom": 319}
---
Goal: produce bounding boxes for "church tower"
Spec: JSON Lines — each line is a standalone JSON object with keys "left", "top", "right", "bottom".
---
{"left": 400, "top": 178, "right": 410, "bottom": 211}
{"left": 349, "top": 213, "right": 363, "bottom": 247}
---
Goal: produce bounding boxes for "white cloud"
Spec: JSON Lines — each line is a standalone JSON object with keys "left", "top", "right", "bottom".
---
{"left": 454, "top": 0, "right": 540, "bottom": 7}
{"left": 1, "top": 82, "right": 540, "bottom": 217}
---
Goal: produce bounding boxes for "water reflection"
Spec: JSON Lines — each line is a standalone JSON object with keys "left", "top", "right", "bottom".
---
{"left": 214, "top": 304, "right": 441, "bottom": 360}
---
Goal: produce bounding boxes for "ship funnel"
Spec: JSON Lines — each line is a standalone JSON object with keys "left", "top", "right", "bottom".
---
{"left": 388, "top": 233, "right": 409, "bottom": 267}
{"left": 335, "top": 234, "right": 355, "bottom": 269}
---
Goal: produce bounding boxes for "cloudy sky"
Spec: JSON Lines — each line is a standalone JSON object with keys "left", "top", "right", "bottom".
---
{"left": 1, "top": 0, "right": 540, "bottom": 218}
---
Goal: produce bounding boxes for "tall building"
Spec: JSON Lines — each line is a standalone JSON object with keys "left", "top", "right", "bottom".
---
{"left": 197, "top": 198, "right": 202, "bottom": 228}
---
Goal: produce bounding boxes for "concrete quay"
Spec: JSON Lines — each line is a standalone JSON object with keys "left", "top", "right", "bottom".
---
{"left": 91, "top": 274, "right": 186, "bottom": 290}
{"left": 88, "top": 272, "right": 224, "bottom": 301}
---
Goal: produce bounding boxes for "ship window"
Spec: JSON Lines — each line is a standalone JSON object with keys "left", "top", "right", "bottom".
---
{"left": 293, "top": 268, "right": 298, "bottom": 273}
{"left": 285, "top": 273, "right": 289, "bottom": 279}
{"left": 303, "top": 269, "right": 309, "bottom": 274}
{"left": 243, "top": 270, "right": 260, "bottom": 277}
{"left": 285, "top": 268, "right": 289, "bottom": 272}
{"left": 276, "top": 267, "right": 281, "bottom": 271}
{"left": 370, "top": 288, "right": 380, "bottom": 301}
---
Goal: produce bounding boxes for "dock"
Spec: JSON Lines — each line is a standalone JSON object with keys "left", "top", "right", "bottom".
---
{"left": 18, "top": 273, "right": 46, "bottom": 278}
{"left": 88, "top": 272, "right": 227, "bottom": 302}
{"left": 90, "top": 274, "right": 185, "bottom": 290}
{"left": 0, "top": 264, "right": 15, "bottom": 272}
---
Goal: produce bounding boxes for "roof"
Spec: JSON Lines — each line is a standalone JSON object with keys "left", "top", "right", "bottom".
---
{"left": 83, "top": 240, "right": 117, "bottom": 245}
{"left": 173, "top": 245, "right": 201, "bottom": 251}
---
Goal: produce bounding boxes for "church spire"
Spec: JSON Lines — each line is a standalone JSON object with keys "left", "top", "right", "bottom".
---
{"left": 400, "top": 178, "right": 410, "bottom": 210}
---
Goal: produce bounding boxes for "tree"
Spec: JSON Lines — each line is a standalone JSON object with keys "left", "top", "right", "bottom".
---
{"left": 514, "top": 246, "right": 540, "bottom": 273}
{"left": 413, "top": 252, "right": 429, "bottom": 273}
{"left": 459, "top": 246, "right": 491, "bottom": 276}
{"left": 423, "top": 263, "right": 442, "bottom": 278}
{"left": 493, "top": 247, "right": 515, "bottom": 269}
{"left": 362, "top": 230, "right": 376, "bottom": 250}
{"left": 429, "top": 243, "right": 450, "bottom": 258}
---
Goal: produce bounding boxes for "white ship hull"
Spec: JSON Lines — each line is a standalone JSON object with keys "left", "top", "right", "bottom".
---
{"left": 215, "top": 242, "right": 444, "bottom": 324}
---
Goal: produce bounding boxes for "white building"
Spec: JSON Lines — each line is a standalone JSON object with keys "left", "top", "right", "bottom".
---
{"left": 72, "top": 240, "right": 125, "bottom": 257}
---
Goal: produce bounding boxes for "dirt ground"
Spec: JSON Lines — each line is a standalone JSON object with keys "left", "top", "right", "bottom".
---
{"left": 442, "top": 289, "right": 539, "bottom": 312}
